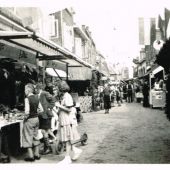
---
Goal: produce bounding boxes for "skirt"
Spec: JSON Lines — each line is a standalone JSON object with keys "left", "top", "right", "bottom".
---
{"left": 22, "top": 117, "right": 40, "bottom": 148}
{"left": 59, "top": 124, "right": 80, "bottom": 142}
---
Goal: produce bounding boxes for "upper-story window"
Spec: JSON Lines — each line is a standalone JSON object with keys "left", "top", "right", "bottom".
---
{"left": 49, "top": 15, "right": 59, "bottom": 38}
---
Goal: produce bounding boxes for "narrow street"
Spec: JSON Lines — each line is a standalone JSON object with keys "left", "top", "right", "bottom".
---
{"left": 75, "top": 102, "right": 170, "bottom": 164}
{"left": 11, "top": 102, "right": 170, "bottom": 164}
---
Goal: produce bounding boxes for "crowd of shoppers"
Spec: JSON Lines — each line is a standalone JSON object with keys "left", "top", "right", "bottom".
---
{"left": 21, "top": 77, "right": 167, "bottom": 163}
{"left": 99, "top": 78, "right": 158, "bottom": 113}
{"left": 22, "top": 80, "right": 83, "bottom": 164}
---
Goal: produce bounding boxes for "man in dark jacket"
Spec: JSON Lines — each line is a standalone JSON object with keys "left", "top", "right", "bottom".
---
{"left": 103, "top": 84, "right": 111, "bottom": 114}
{"left": 127, "top": 82, "right": 133, "bottom": 103}
{"left": 142, "top": 80, "right": 150, "bottom": 107}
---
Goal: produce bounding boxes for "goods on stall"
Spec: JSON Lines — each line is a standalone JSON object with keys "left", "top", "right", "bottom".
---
{"left": 150, "top": 90, "right": 166, "bottom": 108}
{"left": 79, "top": 96, "right": 92, "bottom": 113}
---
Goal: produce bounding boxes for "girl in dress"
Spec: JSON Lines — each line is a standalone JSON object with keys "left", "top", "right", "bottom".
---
{"left": 56, "top": 81, "right": 82, "bottom": 164}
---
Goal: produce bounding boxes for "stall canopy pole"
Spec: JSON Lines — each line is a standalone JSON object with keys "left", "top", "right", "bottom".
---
{"left": 36, "top": 52, "right": 40, "bottom": 81}
{"left": 43, "top": 60, "right": 46, "bottom": 85}
{"left": 163, "top": 69, "right": 165, "bottom": 80}
{"left": 53, "top": 68, "right": 62, "bottom": 80}
{"left": 66, "top": 63, "right": 68, "bottom": 81}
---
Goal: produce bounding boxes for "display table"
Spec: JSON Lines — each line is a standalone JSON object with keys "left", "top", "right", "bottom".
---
{"left": 150, "top": 90, "right": 166, "bottom": 108}
{"left": 0, "top": 119, "right": 23, "bottom": 163}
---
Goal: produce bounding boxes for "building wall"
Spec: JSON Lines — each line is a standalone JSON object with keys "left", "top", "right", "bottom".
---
{"left": 139, "top": 17, "right": 156, "bottom": 46}
{"left": 9, "top": 7, "right": 44, "bottom": 34}
{"left": 50, "top": 9, "right": 74, "bottom": 52}
{"left": 122, "top": 67, "right": 129, "bottom": 80}
{"left": 74, "top": 31, "right": 83, "bottom": 58}
{"left": 49, "top": 11, "right": 62, "bottom": 46}
{"left": 81, "top": 25, "right": 96, "bottom": 66}
{"left": 62, "top": 9, "right": 74, "bottom": 52}
{"left": 136, "top": 17, "right": 156, "bottom": 78}
{"left": 150, "top": 18, "right": 156, "bottom": 44}
{"left": 0, "top": 8, "right": 27, "bottom": 31}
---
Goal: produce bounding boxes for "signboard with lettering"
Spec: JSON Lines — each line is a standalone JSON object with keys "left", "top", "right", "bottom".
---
{"left": 0, "top": 42, "right": 36, "bottom": 65}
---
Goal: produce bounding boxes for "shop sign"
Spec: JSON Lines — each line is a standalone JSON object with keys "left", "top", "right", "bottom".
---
{"left": 0, "top": 43, "right": 36, "bottom": 64}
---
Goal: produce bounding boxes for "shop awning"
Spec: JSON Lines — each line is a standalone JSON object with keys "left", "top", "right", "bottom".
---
{"left": 46, "top": 67, "right": 68, "bottom": 78}
{"left": 0, "top": 31, "right": 94, "bottom": 69}
{"left": 68, "top": 67, "right": 92, "bottom": 80}
{"left": 152, "top": 66, "right": 164, "bottom": 75}
{"left": 144, "top": 65, "right": 164, "bottom": 78}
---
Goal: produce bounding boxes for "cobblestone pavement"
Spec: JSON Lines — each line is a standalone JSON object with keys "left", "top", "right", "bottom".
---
{"left": 10, "top": 102, "right": 170, "bottom": 164}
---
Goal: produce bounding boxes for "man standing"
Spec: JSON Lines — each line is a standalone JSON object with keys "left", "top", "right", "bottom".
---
{"left": 103, "top": 84, "right": 111, "bottom": 114}
{"left": 142, "top": 80, "right": 150, "bottom": 107}
{"left": 127, "top": 82, "right": 133, "bottom": 103}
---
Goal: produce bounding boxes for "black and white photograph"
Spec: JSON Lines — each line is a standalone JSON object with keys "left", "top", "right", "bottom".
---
{"left": 0, "top": 0, "right": 170, "bottom": 169}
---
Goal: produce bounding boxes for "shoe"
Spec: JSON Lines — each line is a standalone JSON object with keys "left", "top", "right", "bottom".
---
{"left": 81, "top": 141, "right": 88, "bottom": 145}
{"left": 49, "top": 137, "right": 57, "bottom": 143}
{"left": 42, "top": 148, "right": 51, "bottom": 155}
{"left": 71, "top": 147, "right": 82, "bottom": 161}
{"left": 1, "top": 156, "right": 10, "bottom": 163}
{"left": 58, "top": 156, "right": 72, "bottom": 164}
{"left": 24, "top": 157, "right": 35, "bottom": 162}
{"left": 34, "top": 155, "right": 41, "bottom": 160}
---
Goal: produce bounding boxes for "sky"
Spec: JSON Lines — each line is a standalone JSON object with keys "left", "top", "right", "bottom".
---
{"left": 1, "top": 0, "right": 170, "bottom": 66}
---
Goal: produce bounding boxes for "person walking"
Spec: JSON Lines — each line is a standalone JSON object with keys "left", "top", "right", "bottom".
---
{"left": 22, "top": 83, "right": 40, "bottom": 162}
{"left": 103, "top": 84, "right": 111, "bottom": 113}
